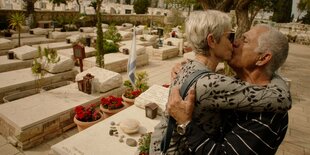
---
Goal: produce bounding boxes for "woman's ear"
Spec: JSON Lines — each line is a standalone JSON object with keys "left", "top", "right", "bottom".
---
{"left": 207, "top": 34, "right": 216, "bottom": 48}
{"left": 256, "top": 52, "right": 272, "bottom": 66}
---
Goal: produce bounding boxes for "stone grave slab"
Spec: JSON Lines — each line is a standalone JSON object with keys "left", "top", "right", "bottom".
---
{"left": 32, "top": 42, "right": 72, "bottom": 51}
{"left": 11, "top": 33, "right": 43, "bottom": 39}
{"left": 119, "top": 31, "right": 133, "bottom": 41}
{"left": 76, "top": 67, "right": 123, "bottom": 93}
{"left": 10, "top": 45, "right": 38, "bottom": 60}
{"left": 50, "top": 32, "right": 67, "bottom": 40}
{"left": 79, "top": 27, "right": 95, "bottom": 33}
{"left": 119, "top": 44, "right": 146, "bottom": 55}
{"left": 47, "top": 55, "right": 75, "bottom": 74}
{"left": 0, "top": 56, "right": 32, "bottom": 73}
{"left": 150, "top": 45, "right": 179, "bottom": 60}
{"left": 0, "top": 38, "right": 15, "bottom": 50}
{"left": 83, "top": 53, "right": 149, "bottom": 73}
{"left": 136, "top": 34, "right": 158, "bottom": 42}
{"left": 15, "top": 37, "right": 56, "bottom": 46}
{"left": 57, "top": 46, "right": 96, "bottom": 59}
{"left": 135, "top": 84, "right": 169, "bottom": 115}
{"left": 29, "top": 28, "right": 48, "bottom": 35}
{"left": 0, "top": 83, "right": 125, "bottom": 149}
{"left": 51, "top": 105, "right": 160, "bottom": 155}
{"left": 0, "top": 68, "right": 78, "bottom": 103}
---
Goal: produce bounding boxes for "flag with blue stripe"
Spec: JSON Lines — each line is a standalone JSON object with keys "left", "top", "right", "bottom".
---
{"left": 127, "top": 26, "right": 136, "bottom": 88}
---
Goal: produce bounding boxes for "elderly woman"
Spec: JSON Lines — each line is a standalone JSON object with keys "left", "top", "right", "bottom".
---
{"left": 150, "top": 11, "right": 291, "bottom": 155}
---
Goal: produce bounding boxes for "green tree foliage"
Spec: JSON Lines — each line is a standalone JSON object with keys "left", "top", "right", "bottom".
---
{"left": 49, "top": 0, "right": 67, "bottom": 10}
{"left": 95, "top": 0, "right": 104, "bottom": 68}
{"left": 297, "top": 0, "right": 310, "bottom": 20}
{"left": 271, "top": 0, "right": 293, "bottom": 23}
{"left": 133, "top": 0, "right": 150, "bottom": 14}
{"left": 301, "top": 10, "right": 310, "bottom": 24}
{"left": 9, "top": 12, "right": 25, "bottom": 47}
{"left": 103, "top": 25, "right": 122, "bottom": 43}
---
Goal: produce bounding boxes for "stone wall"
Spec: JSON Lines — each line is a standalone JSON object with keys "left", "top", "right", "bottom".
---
{"left": 0, "top": 10, "right": 165, "bottom": 29}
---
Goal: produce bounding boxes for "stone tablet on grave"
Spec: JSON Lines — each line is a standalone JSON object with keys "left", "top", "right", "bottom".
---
{"left": 135, "top": 84, "right": 169, "bottom": 115}
{"left": 30, "top": 28, "right": 48, "bottom": 35}
{"left": 75, "top": 67, "right": 123, "bottom": 93}
{"left": 0, "top": 38, "right": 15, "bottom": 50}
{"left": 47, "top": 55, "right": 75, "bottom": 73}
{"left": 118, "top": 31, "right": 133, "bottom": 41}
{"left": 119, "top": 45, "right": 145, "bottom": 56}
{"left": 11, "top": 45, "right": 37, "bottom": 60}
{"left": 50, "top": 31, "right": 67, "bottom": 39}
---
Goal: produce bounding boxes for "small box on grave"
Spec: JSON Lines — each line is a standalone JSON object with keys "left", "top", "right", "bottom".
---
{"left": 73, "top": 44, "right": 86, "bottom": 59}
{"left": 77, "top": 80, "right": 84, "bottom": 92}
{"left": 167, "top": 41, "right": 173, "bottom": 46}
{"left": 123, "top": 48, "right": 129, "bottom": 55}
{"left": 83, "top": 73, "right": 94, "bottom": 94}
{"left": 7, "top": 51, "right": 14, "bottom": 59}
{"left": 145, "top": 102, "right": 159, "bottom": 119}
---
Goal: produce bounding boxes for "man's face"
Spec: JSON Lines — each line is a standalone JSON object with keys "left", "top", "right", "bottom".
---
{"left": 229, "top": 26, "right": 268, "bottom": 70}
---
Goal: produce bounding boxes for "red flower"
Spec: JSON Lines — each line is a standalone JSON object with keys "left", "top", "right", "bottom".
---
{"left": 74, "top": 104, "right": 101, "bottom": 122}
{"left": 101, "top": 96, "right": 124, "bottom": 110}
{"left": 124, "top": 89, "right": 142, "bottom": 99}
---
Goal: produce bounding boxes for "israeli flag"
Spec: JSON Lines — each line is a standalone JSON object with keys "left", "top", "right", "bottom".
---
{"left": 127, "top": 26, "right": 136, "bottom": 88}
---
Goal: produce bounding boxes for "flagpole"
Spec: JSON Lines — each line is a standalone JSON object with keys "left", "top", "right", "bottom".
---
{"left": 127, "top": 26, "right": 137, "bottom": 89}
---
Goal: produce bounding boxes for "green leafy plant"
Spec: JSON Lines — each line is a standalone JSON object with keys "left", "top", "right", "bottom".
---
{"left": 31, "top": 46, "right": 60, "bottom": 90}
{"left": 138, "top": 132, "right": 152, "bottom": 155}
{"left": 123, "top": 71, "right": 149, "bottom": 99}
{"left": 103, "top": 40, "right": 119, "bottom": 54}
{"left": 103, "top": 24, "right": 122, "bottom": 43}
{"left": 9, "top": 12, "right": 25, "bottom": 47}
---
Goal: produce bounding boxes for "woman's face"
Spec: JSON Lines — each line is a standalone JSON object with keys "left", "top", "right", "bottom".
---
{"left": 212, "top": 30, "right": 234, "bottom": 61}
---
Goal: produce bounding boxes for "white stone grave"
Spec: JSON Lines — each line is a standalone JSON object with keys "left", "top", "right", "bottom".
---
{"left": 135, "top": 84, "right": 169, "bottom": 115}
{"left": 57, "top": 46, "right": 96, "bottom": 59}
{"left": 29, "top": 28, "right": 48, "bottom": 35}
{"left": 75, "top": 67, "right": 123, "bottom": 93}
{"left": 32, "top": 42, "right": 72, "bottom": 50}
{"left": 119, "top": 44, "right": 146, "bottom": 55}
{"left": 79, "top": 27, "right": 95, "bottom": 33}
{"left": 0, "top": 56, "right": 32, "bottom": 73}
{"left": 83, "top": 53, "right": 149, "bottom": 73}
{"left": 10, "top": 45, "right": 38, "bottom": 60}
{"left": 0, "top": 68, "right": 78, "bottom": 103}
{"left": 47, "top": 55, "right": 75, "bottom": 73}
{"left": 51, "top": 105, "right": 160, "bottom": 155}
{"left": 119, "top": 31, "right": 133, "bottom": 41}
{"left": 0, "top": 38, "right": 15, "bottom": 50}
{"left": 0, "top": 83, "right": 125, "bottom": 149}
{"left": 150, "top": 45, "right": 179, "bottom": 60}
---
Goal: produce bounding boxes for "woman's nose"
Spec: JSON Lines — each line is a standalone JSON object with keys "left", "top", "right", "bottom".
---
{"left": 233, "top": 39, "right": 241, "bottom": 48}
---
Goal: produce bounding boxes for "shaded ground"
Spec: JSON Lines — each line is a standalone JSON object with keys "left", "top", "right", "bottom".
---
{"left": 276, "top": 43, "right": 310, "bottom": 155}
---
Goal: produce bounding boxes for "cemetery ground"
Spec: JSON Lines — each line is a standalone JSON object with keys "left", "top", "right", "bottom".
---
{"left": 0, "top": 43, "right": 309, "bottom": 154}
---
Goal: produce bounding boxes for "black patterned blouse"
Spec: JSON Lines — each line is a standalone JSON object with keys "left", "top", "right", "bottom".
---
{"left": 150, "top": 59, "right": 292, "bottom": 155}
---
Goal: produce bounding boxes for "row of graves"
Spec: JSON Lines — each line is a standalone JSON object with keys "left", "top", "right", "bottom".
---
{"left": 276, "top": 23, "right": 310, "bottom": 45}
{"left": 0, "top": 22, "right": 187, "bottom": 153}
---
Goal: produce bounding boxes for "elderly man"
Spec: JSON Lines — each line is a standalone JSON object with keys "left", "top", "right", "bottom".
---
{"left": 167, "top": 24, "right": 290, "bottom": 154}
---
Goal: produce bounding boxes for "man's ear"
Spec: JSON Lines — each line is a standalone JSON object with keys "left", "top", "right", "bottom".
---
{"left": 256, "top": 52, "right": 272, "bottom": 66}
{"left": 207, "top": 34, "right": 216, "bottom": 48}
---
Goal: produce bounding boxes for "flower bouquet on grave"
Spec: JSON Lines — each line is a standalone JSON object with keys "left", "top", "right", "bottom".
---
{"left": 73, "top": 104, "right": 104, "bottom": 132}
{"left": 100, "top": 95, "right": 126, "bottom": 117}
{"left": 122, "top": 71, "right": 149, "bottom": 105}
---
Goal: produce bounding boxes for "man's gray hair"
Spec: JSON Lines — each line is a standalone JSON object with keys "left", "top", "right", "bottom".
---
{"left": 255, "top": 24, "right": 289, "bottom": 75}
{"left": 185, "top": 10, "right": 232, "bottom": 55}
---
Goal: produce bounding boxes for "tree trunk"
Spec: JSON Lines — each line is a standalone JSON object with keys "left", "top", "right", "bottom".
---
{"left": 18, "top": 27, "right": 21, "bottom": 47}
{"left": 76, "top": 0, "right": 81, "bottom": 13}
{"left": 235, "top": 0, "right": 251, "bottom": 38}
{"left": 24, "top": 0, "right": 36, "bottom": 28}
{"left": 96, "top": 0, "right": 104, "bottom": 68}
